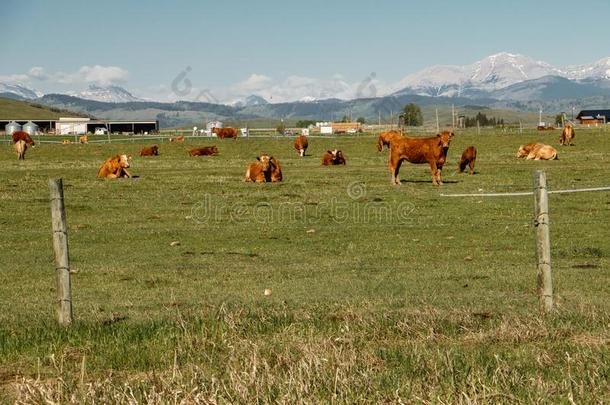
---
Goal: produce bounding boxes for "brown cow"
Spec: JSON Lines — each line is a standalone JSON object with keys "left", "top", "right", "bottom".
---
{"left": 189, "top": 146, "right": 219, "bottom": 156}
{"left": 245, "top": 154, "right": 274, "bottom": 182}
{"left": 388, "top": 131, "right": 454, "bottom": 185}
{"left": 140, "top": 145, "right": 159, "bottom": 156}
{"left": 560, "top": 125, "right": 575, "bottom": 146}
{"left": 270, "top": 157, "right": 283, "bottom": 182}
{"left": 516, "top": 143, "right": 544, "bottom": 158}
{"left": 294, "top": 135, "right": 308, "bottom": 157}
{"left": 169, "top": 135, "right": 185, "bottom": 142}
{"left": 62, "top": 139, "right": 71, "bottom": 145}
{"left": 97, "top": 154, "right": 133, "bottom": 179}
{"left": 377, "top": 130, "right": 402, "bottom": 152}
{"left": 322, "top": 149, "right": 346, "bottom": 165}
{"left": 14, "top": 140, "right": 27, "bottom": 160}
{"left": 12, "top": 131, "right": 35, "bottom": 146}
{"left": 526, "top": 144, "right": 558, "bottom": 160}
{"left": 458, "top": 146, "right": 477, "bottom": 175}
{"left": 213, "top": 127, "right": 239, "bottom": 139}
{"left": 79, "top": 135, "right": 89, "bottom": 144}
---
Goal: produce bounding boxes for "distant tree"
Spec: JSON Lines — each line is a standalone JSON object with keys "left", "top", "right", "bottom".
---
{"left": 464, "top": 112, "right": 506, "bottom": 128}
{"left": 296, "top": 120, "right": 316, "bottom": 128}
{"left": 276, "top": 121, "right": 286, "bottom": 135}
{"left": 340, "top": 114, "right": 350, "bottom": 123}
{"left": 402, "top": 103, "right": 423, "bottom": 126}
{"left": 555, "top": 113, "right": 565, "bottom": 126}
{"left": 356, "top": 117, "right": 366, "bottom": 124}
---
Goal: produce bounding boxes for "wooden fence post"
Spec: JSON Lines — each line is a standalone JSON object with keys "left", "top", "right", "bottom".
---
{"left": 49, "top": 178, "right": 73, "bottom": 325}
{"left": 533, "top": 171, "right": 553, "bottom": 312}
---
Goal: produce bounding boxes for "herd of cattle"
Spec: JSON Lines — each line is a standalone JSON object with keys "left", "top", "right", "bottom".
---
{"left": 8, "top": 124, "right": 576, "bottom": 184}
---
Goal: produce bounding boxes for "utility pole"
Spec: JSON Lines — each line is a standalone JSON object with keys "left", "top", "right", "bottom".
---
{"left": 435, "top": 108, "right": 440, "bottom": 132}
{"left": 452, "top": 104, "right": 455, "bottom": 128}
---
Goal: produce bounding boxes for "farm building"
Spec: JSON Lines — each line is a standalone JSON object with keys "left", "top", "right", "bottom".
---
{"left": 311, "top": 122, "right": 362, "bottom": 134}
{"left": 576, "top": 110, "right": 610, "bottom": 126}
{"left": 0, "top": 117, "right": 159, "bottom": 135}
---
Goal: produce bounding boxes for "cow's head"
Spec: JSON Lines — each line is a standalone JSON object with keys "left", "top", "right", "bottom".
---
{"left": 516, "top": 145, "right": 527, "bottom": 158}
{"left": 211, "top": 146, "right": 219, "bottom": 154}
{"left": 119, "top": 154, "right": 131, "bottom": 168}
{"left": 437, "top": 131, "right": 454, "bottom": 149}
{"left": 256, "top": 154, "right": 272, "bottom": 171}
{"left": 152, "top": 145, "right": 159, "bottom": 154}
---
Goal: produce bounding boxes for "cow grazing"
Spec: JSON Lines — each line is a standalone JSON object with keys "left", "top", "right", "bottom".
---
{"left": 294, "top": 135, "right": 308, "bottom": 157}
{"left": 12, "top": 131, "right": 35, "bottom": 146}
{"left": 212, "top": 127, "right": 239, "bottom": 139}
{"left": 516, "top": 143, "right": 544, "bottom": 158}
{"left": 169, "top": 136, "right": 185, "bottom": 142}
{"left": 376, "top": 130, "right": 402, "bottom": 152}
{"left": 14, "top": 140, "right": 27, "bottom": 160}
{"left": 79, "top": 135, "right": 89, "bottom": 144}
{"left": 97, "top": 154, "right": 133, "bottom": 179}
{"left": 560, "top": 125, "right": 575, "bottom": 146}
{"left": 322, "top": 149, "right": 346, "bottom": 165}
{"left": 388, "top": 131, "right": 454, "bottom": 185}
{"left": 140, "top": 145, "right": 159, "bottom": 156}
{"left": 458, "top": 146, "right": 477, "bottom": 175}
{"left": 526, "top": 144, "right": 558, "bottom": 160}
{"left": 270, "top": 157, "right": 283, "bottom": 182}
{"left": 189, "top": 146, "right": 219, "bottom": 156}
{"left": 245, "top": 154, "right": 274, "bottom": 183}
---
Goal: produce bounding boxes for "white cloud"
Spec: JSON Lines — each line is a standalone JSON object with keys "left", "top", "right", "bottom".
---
{"left": 75, "top": 65, "right": 129, "bottom": 85}
{"left": 1, "top": 65, "right": 129, "bottom": 86}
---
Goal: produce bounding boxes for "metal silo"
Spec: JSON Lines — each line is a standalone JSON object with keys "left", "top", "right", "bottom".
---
{"left": 5, "top": 121, "right": 21, "bottom": 136}
{"left": 22, "top": 121, "right": 39, "bottom": 136}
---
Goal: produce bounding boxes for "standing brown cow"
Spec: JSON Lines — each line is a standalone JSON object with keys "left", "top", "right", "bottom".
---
{"left": 140, "top": 145, "right": 159, "bottom": 156}
{"left": 189, "top": 146, "right": 219, "bottom": 156}
{"left": 213, "top": 127, "right": 239, "bottom": 139}
{"left": 388, "top": 131, "right": 454, "bottom": 185}
{"left": 294, "top": 135, "right": 308, "bottom": 157}
{"left": 376, "top": 130, "right": 402, "bottom": 152}
{"left": 458, "top": 146, "right": 477, "bottom": 175}
{"left": 560, "top": 125, "right": 575, "bottom": 146}
{"left": 12, "top": 131, "right": 35, "bottom": 146}
{"left": 14, "top": 140, "right": 27, "bottom": 160}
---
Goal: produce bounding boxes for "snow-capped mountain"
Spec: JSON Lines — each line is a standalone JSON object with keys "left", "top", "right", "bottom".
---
{"left": 70, "top": 84, "right": 142, "bottom": 103}
{"left": 0, "top": 82, "right": 40, "bottom": 99}
{"left": 393, "top": 52, "right": 564, "bottom": 97}
{"left": 563, "top": 57, "right": 610, "bottom": 81}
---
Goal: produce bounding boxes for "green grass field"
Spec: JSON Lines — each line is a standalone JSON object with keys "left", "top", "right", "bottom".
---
{"left": 1, "top": 129, "right": 609, "bottom": 403}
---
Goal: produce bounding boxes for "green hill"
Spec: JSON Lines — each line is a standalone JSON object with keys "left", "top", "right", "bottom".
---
{"left": 0, "top": 96, "right": 90, "bottom": 120}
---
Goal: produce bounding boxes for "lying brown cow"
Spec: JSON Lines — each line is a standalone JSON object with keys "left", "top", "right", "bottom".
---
{"left": 62, "top": 139, "right": 71, "bottom": 145}
{"left": 388, "top": 131, "right": 454, "bottom": 185}
{"left": 377, "top": 130, "right": 402, "bottom": 152}
{"left": 79, "top": 135, "right": 89, "bottom": 144}
{"left": 560, "top": 125, "right": 575, "bottom": 146}
{"left": 213, "top": 127, "right": 239, "bottom": 139}
{"left": 322, "top": 149, "right": 346, "bottom": 165}
{"left": 140, "top": 145, "right": 159, "bottom": 156}
{"left": 189, "top": 146, "right": 218, "bottom": 156}
{"left": 526, "top": 144, "right": 558, "bottom": 160}
{"left": 516, "top": 143, "right": 544, "bottom": 158}
{"left": 12, "top": 131, "right": 35, "bottom": 146}
{"left": 14, "top": 140, "right": 27, "bottom": 160}
{"left": 294, "top": 135, "right": 308, "bottom": 157}
{"left": 97, "top": 154, "right": 133, "bottom": 179}
{"left": 245, "top": 154, "right": 274, "bottom": 182}
{"left": 169, "top": 135, "right": 185, "bottom": 142}
{"left": 458, "top": 146, "right": 477, "bottom": 175}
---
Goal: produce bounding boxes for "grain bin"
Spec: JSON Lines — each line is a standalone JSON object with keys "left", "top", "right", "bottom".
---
{"left": 5, "top": 121, "right": 21, "bottom": 136}
{"left": 22, "top": 121, "right": 39, "bottom": 136}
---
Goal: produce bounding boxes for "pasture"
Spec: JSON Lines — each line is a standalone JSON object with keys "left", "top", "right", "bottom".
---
{"left": 1, "top": 129, "right": 609, "bottom": 403}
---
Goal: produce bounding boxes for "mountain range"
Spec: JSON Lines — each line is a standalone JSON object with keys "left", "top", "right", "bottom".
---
{"left": 2, "top": 52, "right": 610, "bottom": 127}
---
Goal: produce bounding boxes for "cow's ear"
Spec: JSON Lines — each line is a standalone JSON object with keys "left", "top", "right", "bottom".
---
{"left": 256, "top": 156, "right": 261, "bottom": 161}
{"left": 327, "top": 150, "right": 332, "bottom": 154}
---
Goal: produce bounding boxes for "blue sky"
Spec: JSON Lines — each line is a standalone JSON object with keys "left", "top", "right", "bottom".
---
{"left": 2, "top": 0, "right": 610, "bottom": 102}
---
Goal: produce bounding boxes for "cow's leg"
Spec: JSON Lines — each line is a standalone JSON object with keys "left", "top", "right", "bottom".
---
{"left": 429, "top": 161, "right": 439, "bottom": 185}
{"left": 469, "top": 160, "right": 475, "bottom": 175}
{"left": 390, "top": 158, "right": 403, "bottom": 185}
{"left": 121, "top": 168, "right": 132, "bottom": 178}
{"left": 437, "top": 164, "right": 444, "bottom": 185}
